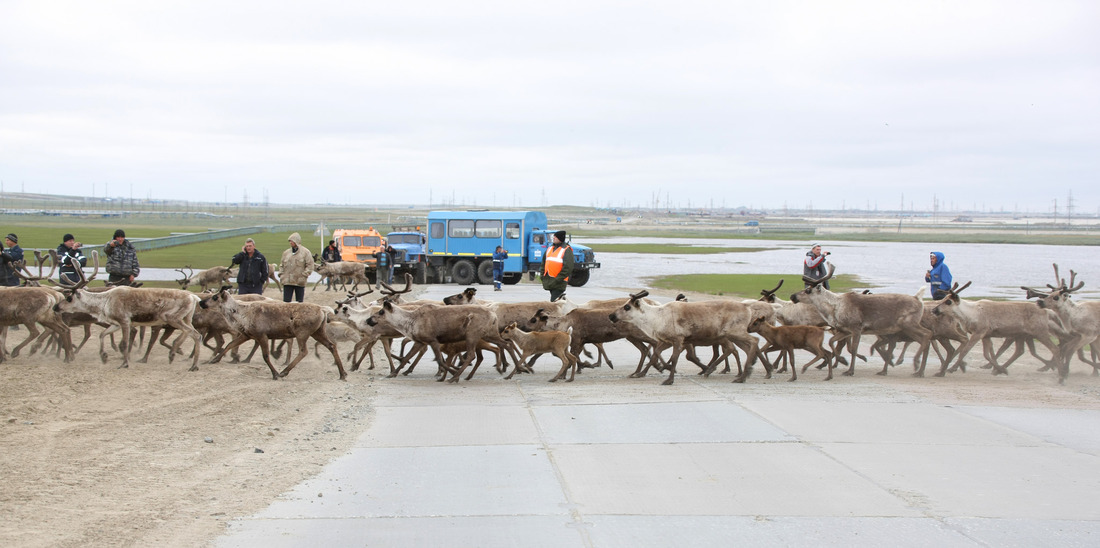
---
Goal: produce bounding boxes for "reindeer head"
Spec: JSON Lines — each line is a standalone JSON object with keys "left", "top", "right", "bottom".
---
{"left": 609, "top": 290, "right": 648, "bottom": 323}
{"left": 443, "top": 286, "right": 477, "bottom": 305}
{"left": 746, "top": 316, "right": 769, "bottom": 333}
{"left": 175, "top": 265, "right": 194, "bottom": 288}
{"left": 1024, "top": 263, "right": 1083, "bottom": 310}
{"left": 366, "top": 298, "right": 398, "bottom": 327}
{"left": 52, "top": 251, "right": 101, "bottom": 310}
{"left": 758, "top": 279, "right": 784, "bottom": 303}
{"left": 791, "top": 265, "right": 834, "bottom": 303}
{"left": 527, "top": 307, "right": 548, "bottom": 328}
{"left": 931, "top": 281, "right": 971, "bottom": 316}
{"left": 500, "top": 322, "right": 520, "bottom": 340}
{"left": 198, "top": 285, "right": 235, "bottom": 309}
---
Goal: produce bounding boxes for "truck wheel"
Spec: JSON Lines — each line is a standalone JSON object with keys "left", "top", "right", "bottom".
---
{"left": 451, "top": 260, "right": 476, "bottom": 285}
{"left": 568, "top": 269, "right": 590, "bottom": 287}
{"left": 476, "top": 260, "right": 494, "bottom": 285}
{"left": 414, "top": 263, "right": 428, "bottom": 284}
{"left": 502, "top": 273, "right": 521, "bottom": 285}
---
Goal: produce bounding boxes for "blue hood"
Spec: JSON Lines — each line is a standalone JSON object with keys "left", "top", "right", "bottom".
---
{"left": 931, "top": 251, "right": 945, "bottom": 264}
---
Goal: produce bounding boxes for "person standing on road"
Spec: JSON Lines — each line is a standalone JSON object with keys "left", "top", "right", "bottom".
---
{"left": 492, "top": 245, "right": 508, "bottom": 291}
{"left": 926, "top": 251, "right": 953, "bottom": 300}
{"left": 321, "top": 239, "right": 341, "bottom": 291}
{"left": 57, "top": 233, "right": 87, "bottom": 285}
{"left": 541, "top": 230, "right": 573, "bottom": 302}
{"left": 230, "top": 238, "right": 268, "bottom": 295}
{"left": 372, "top": 244, "right": 394, "bottom": 288}
{"left": 1, "top": 233, "right": 23, "bottom": 286}
{"left": 803, "top": 243, "right": 830, "bottom": 290}
{"left": 104, "top": 229, "right": 140, "bottom": 286}
{"left": 280, "top": 232, "right": 313, "bottom": 303}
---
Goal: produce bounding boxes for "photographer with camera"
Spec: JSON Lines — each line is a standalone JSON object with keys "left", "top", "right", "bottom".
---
{"left": 104, "top": 229, "right": 140, "bottom": 286}
{"left": 804, "top": 243, "right": 831, "bottom": 289}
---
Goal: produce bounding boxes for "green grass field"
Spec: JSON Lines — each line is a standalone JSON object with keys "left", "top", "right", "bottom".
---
{"left": 647, "top": 273, "right": 870, "bottom": 299}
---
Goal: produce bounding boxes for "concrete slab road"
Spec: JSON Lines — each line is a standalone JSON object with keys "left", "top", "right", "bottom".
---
{"left": 217, "top": 284, "right": 1100, "bottom": 547}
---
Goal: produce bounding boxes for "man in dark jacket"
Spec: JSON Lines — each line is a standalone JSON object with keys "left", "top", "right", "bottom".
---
{"left": 372, "top": 245, "right": 395, "bottom": 288}
{"left": 321, "top": 239, "right": 341, "bottom": 290}
{"left": 230, "top": 238, "right": 268, "bottom": 295}
{"left": 57, "top": 233, "right": 87, "bottom": 285}
{"left": 1, "top": 233, "right": 22, "bottom": 286}
{"left": 541, "top": 230, "right": 574, "bottom": 302}
{"left": 104, "top": 229, "right": 140, "bottom": 285}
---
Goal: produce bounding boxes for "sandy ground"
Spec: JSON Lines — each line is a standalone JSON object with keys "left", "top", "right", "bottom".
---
{"left": 3, "top": 284, "right": 1100, "bottom": 547}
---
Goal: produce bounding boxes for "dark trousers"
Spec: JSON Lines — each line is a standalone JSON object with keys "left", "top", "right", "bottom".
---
{"left": 283, "top": 285, "right": 305, "bottom": 302}
{"left": 60, "top": 271, "right": 81, "bottom": 285}
{"left": 108, "top": 273, "right": 132, "bottom": 285}
{"left": 238, "top": 284, "right": 264, "bottom": 295}
{"left": 932, "top": 289, "right": 948, "bottom": 301}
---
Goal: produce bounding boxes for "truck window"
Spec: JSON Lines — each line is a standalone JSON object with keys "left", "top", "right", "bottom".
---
{"left": 448, "top": 220, "right": 474, "bottom": 238}
{"left": 430, "top": 222, "right": 444, "bottom": 239}
{"left": 361, "top": 236, "right": 382, "bottom": 247}
{"left": 533, "top": 234, "right": 544, "bottom": 244}
{"left": 475, "top": 220, "right": 501, "bottom": 238}
{"left": 506, "top": 222, "right": 520, "bottom": 239}
{"left": 342, "top": 236, "right": 361, "bottom": 247}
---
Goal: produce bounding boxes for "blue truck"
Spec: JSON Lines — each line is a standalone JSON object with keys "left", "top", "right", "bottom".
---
{"left": 386, "top": 211, "right": 599, "bottom": 286}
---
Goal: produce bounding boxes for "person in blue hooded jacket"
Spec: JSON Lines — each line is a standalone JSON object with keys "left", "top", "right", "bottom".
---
{"left": 925, "top": 251, "right": 952, "bottom": 300}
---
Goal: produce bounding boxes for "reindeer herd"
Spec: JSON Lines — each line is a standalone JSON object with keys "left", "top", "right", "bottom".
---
{"left": 1, "top": 249, "right": 1097, "bottom": 387}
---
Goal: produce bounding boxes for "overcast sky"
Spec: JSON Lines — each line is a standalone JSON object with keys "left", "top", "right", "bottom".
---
{"left": 1, "top": 1, "right": 1097, "bottom": 212}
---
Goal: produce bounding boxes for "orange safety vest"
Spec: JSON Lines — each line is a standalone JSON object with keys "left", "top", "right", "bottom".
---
{"left": 543, "top": 245, "right": 569, "bottom": 280}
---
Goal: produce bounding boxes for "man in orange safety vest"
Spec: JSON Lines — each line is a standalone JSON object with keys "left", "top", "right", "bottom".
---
{"left": 541, "top": 230, "right": 574, "bottom": 302}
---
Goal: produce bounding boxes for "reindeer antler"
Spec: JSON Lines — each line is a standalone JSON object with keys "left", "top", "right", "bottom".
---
{"left": 761, "top": 279, "right": 784, "bottom": 296}
{"left": 949, "top": 280, "right": 971, "bottom": 296}
{"left": 379, "top": 273, "right": 413, "bottom": 296}
{"left": 629, "top": 290, "right": 649, "bottom": 300}
{"left": 1066, "top": 269, "right": 1083, "bottom": 293}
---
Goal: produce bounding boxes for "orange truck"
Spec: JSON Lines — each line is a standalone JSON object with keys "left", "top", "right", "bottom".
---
{"left": 332, "top": 228, "right": 385, "bottom": 279}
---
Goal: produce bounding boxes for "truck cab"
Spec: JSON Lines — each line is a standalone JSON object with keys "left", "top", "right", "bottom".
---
{"left": 385, "top": 226, "right": 429, "bottom": 283}
{"left": 333, "top": 227, "right": 385, "bottom": 269}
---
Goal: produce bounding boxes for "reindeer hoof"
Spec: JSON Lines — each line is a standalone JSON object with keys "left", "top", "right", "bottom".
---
{"left": 842, "top": 370, "right": 854, "bottom": 377}
{"left": 661, "top": 378, "right": 674, "bottom": 386}
{"left": 911, "top": 372, "right": 924, "bottom": 378}
{"left": 100, "top": 353, "right": 109, "bottom": 364}
{"left": 548, "top": 377, "right": 558, "bottom": 383}
{"left": 189, "top": 365, "right": 199, "bottom": 372}
{"left": 933, "top": 371, "right": 946, "bottom": 378}
{"left": 876, "top": 371, "right": 888, "bottom": 376}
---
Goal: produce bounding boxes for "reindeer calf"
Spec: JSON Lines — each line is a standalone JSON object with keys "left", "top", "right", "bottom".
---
{"left": 500, "top": 322, "right": 578, "bottom": 382}
{"left": 747, "top": 316, "right": 834, "bottom": 381}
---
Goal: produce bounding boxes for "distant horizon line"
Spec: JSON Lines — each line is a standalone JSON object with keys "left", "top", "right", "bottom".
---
{"left": 0, "top": 190, "right": 1095, "bottom": 219}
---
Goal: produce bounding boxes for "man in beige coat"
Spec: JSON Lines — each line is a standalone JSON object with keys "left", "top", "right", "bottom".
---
{"left": 280, "top": 232, "right": 314, "bottom": 302}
